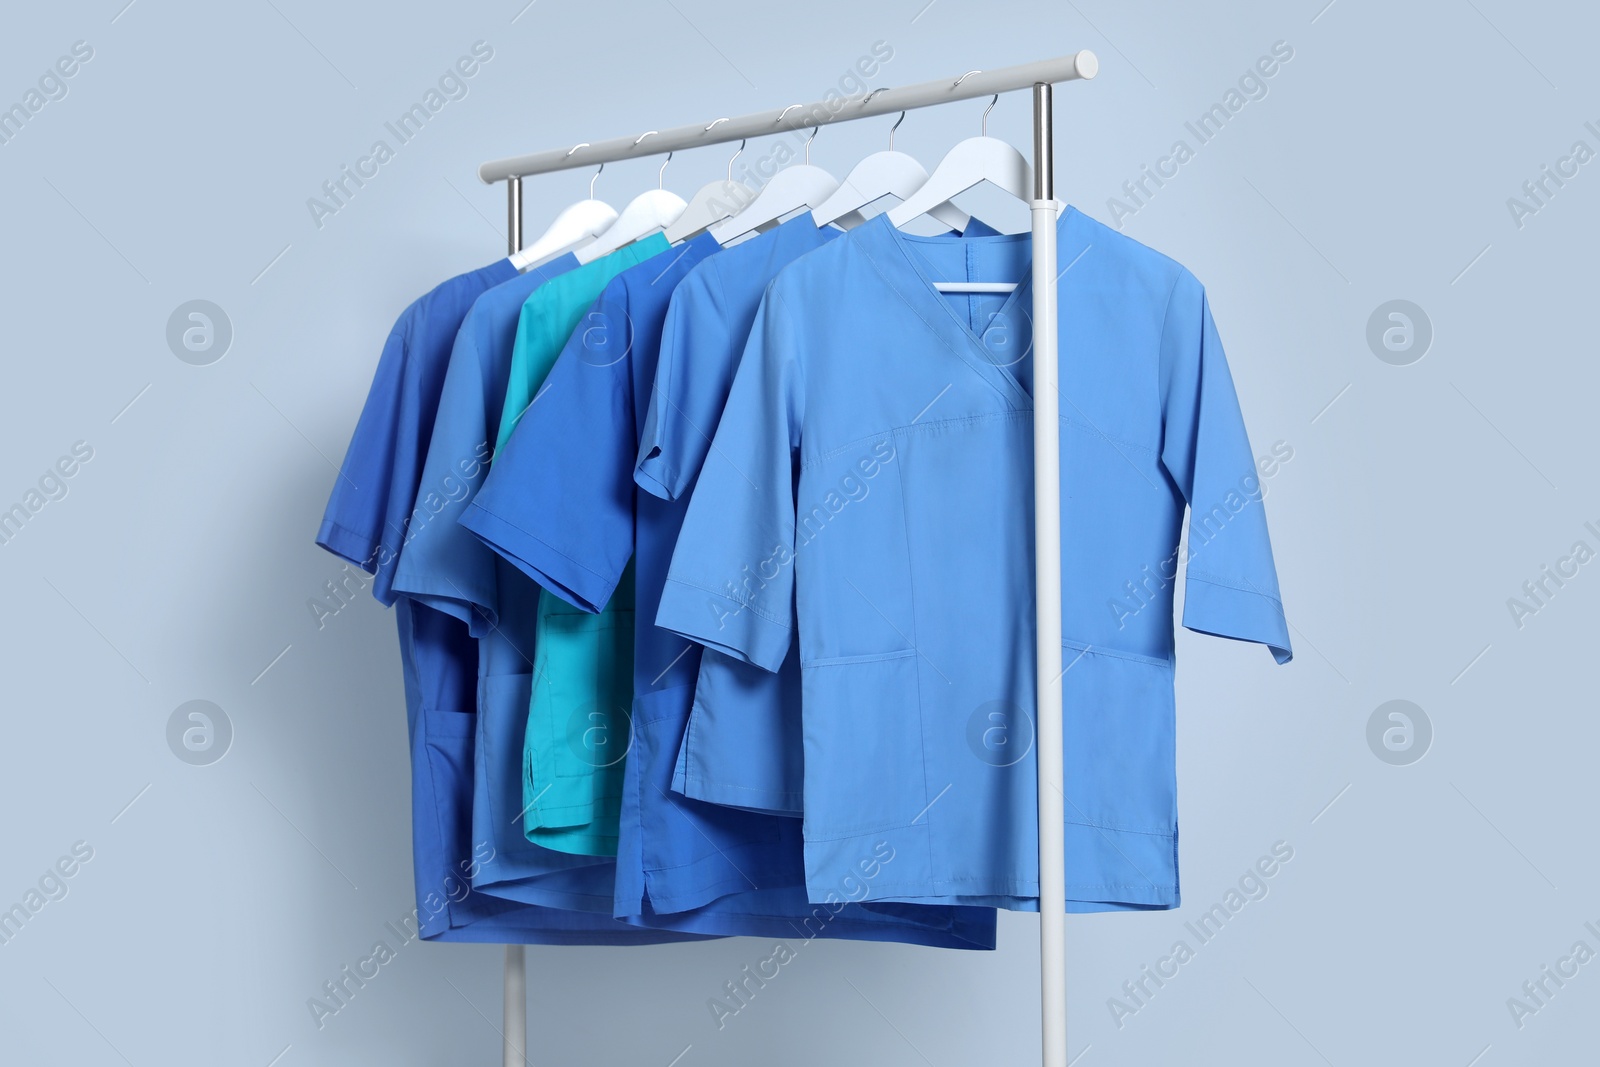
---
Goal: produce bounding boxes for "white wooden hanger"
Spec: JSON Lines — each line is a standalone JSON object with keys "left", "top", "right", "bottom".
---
{"left": 509, "top": 147, "right": 617, "bottom": 270}
{"left": 575, "top": 134, "right": 688, "bottom": 263}
{"left": 886, "top": 91, "right": 1033, "bottom": 235}
{"left": 813, "top": 108, "right": 970, "bottom": 231}
{"left": 709, "top": 117, "right": 854, "bottom": 244}
{"left": 887, "top": 89, "right": 1036, "bottom": 293}
{"left": 664, "top": 123, "right": 758, "bottom": 243}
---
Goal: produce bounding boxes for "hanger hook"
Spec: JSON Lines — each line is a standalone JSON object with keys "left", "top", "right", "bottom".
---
{"left": 704, "top": 118, "right": 731, "bottom": 180}
{"left": 860, "top": 87, "right": 894, "bottom": 147}
{"left": 776, "top": 103, "right": 803, "bottom": 127}
{"left": 564, "top": 144, "right": 600, "bottom": 199}
{"left": 804, "top": 125, "right": 818, "bottom": 165}
{"left": 953, "top": 69, "right": 981, "bottom": 89}
{"left": 727, "top": 138, "right": 745, "bottom": 182}
{"left": 659, "top": 150, "right": 672, "bottom": 189}
{"left": 982, "top": 93, "right": 998, "bottom": 137}
{"left": 889, "top": 110, "right": 905, "bottom": 152}
{"left": 634, "top": 130, "right": 657, "bottom": 148}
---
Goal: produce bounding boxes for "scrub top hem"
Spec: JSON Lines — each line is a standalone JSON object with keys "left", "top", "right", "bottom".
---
{"left": 671, "top": 770, "right": 802, "bottom": 818}
{"left": 618, "top": 907, "right": 997, "bottom": 948}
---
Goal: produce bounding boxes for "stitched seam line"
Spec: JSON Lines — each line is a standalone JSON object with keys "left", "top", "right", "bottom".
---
{"left": 800, "top": 400, "right": 1156, "bottom": 470}
{"left": 806, "top": 819, "right": 1177, "bottom": 842}
{"left": 896, "top": 462, "right": 936, "bottom": 866}
{"left": 476, "top": 510, "right": 615, "bottom": 586}
{"left": 663, "top": 577, "right": 792, "bottom": 629}
{"left": 1060, "top": 409, "right": 1158, "bottom": 458}
{"left": 806, "top": 410, "right": 1023, "bottom": 466}
{"left": 1186, "top": 572, "right": 1285, "bottom": 605}
{"left": 1060, "top": 639, "right": 1173, "bottom": 669}
{"left": 1153, "top": 266, "right": 1186, "bottom": 462}
{"left": 801, "top": 648, "right": 918, "bottom": 668}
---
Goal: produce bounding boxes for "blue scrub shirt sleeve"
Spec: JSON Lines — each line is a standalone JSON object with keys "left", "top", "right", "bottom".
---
{"left": 317, "top": 325, "right": 407, "bottom": 577}
{"left": 635, "top": 271, "right": 730, "bottom": 501}
{"left": 390, "top": 316, "right": 500, "bottom": 635}
{"left": 1158, "top": 270, "right": 1292, "bottom": 664}
{"left": 464, "top": 288, "right": 636, "bottom": 614}
{"left": 654, "top": 284, "right": 802, "bottom": 673}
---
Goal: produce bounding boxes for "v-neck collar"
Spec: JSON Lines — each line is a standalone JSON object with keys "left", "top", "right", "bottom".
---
{"left": 860, "top": 206, "right": 1079, "bottom": 409}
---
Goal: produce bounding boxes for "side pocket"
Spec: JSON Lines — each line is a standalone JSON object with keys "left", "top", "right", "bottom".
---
{"left": 800, "top": 649, "right": 924, "bottom": 837}
{"left": 418, "top": 709, "right": 478, "bottom": 925}
{"left": 1060, "top": 640, "right": 1177, "bottom": 836}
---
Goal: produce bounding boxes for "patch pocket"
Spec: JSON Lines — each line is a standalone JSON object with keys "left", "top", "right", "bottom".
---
{"left": 1059, "top": 640, "right": 1177, "bottom": 836}
{"left": 420, "top": 708, "right": 476, "bottom": 847}
{"left": 418, "top": 708, "right": 478, "bottom": 913}
{"left": 526, "top": 609, "right": 635, "bottom": 831}
{"left": 800, "top": 649, "right": 926, "bottom": 837}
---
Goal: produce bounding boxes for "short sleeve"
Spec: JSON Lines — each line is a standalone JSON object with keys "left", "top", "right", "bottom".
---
{"left": 390, "top": 315, "right": 499, "bottom": 634}
{"left": 317, "top": 324, "right": 407, "bottom": 579}
{"left": 462, "top": 287, "right": 636, "bottom": 614}
{"left": 635, "top": 269, "right": 731, "bottom": 500}
{"left": 653, "top": 284, "right": 802, "bottom": 672}
{"left": 1158, "top": 271, "right": 1292, "bottom": 664}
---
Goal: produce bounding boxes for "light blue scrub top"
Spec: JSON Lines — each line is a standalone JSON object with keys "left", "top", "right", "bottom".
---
{"left": 638, "top": 214, "right": 1000, "bottom": 818}
{"left": 657, "top": 209, "right": 1291, "bottom": 912}
{"left": 466, "top": 224, "right": 997, "bottom": 948}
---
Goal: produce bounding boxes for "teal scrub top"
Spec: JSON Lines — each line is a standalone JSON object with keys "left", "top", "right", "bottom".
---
{"left": 474, "top": 233, "right": 670, "bottom": 856}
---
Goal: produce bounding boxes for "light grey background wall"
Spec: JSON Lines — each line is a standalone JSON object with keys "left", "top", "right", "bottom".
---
{"left": 1, "top": 0, "right": 1595, "bottom": 1064}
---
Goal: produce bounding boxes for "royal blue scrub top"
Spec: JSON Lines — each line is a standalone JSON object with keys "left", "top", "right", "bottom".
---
{"left": 467, "top": 224, "right": 997, "bottom": 949}
{"left": 318, "top": 257, "right": 702, "bottom": 942}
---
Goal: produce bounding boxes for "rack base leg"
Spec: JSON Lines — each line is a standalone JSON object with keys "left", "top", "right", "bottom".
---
{"left": 503, "top": 945, "right": 526, "bottom": 1067}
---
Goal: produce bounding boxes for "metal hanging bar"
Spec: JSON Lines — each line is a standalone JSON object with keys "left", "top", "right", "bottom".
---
{"left": 488, "top": 51, "right": 1096, "bottom": 1067}
{"left": 477, "top": 52, "right": 1096, "bottom": 184}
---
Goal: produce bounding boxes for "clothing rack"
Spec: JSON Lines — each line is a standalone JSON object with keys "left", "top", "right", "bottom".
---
{"left": 475, "top": 50, "right": 1098, "bottom": 1067}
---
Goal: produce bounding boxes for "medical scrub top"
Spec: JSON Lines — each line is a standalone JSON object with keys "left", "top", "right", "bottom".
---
{"left": 656, "top": 208, "right": 1291, "bottom": 912}
{"left": 467, "top": 234, "right": 670, "bottom": 856}
{"left": 389, "top": 257, "right": 648, "bottom": 912}
{"left": 317, "top": 258, "right": 699, "bottom": 943}
{"left": 466, "top": 224, "right": 997, "bottom": 949}
{"left": 637, "top": 214, "right": 1000, "bottom": 818}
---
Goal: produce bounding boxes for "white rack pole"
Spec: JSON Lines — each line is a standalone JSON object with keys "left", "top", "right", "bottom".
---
{"left": 502, "top": 175, "right": 529, "bottom": 1064}
{"left": 1030, "top": 81, "right": 1067, "bottom": 1067}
